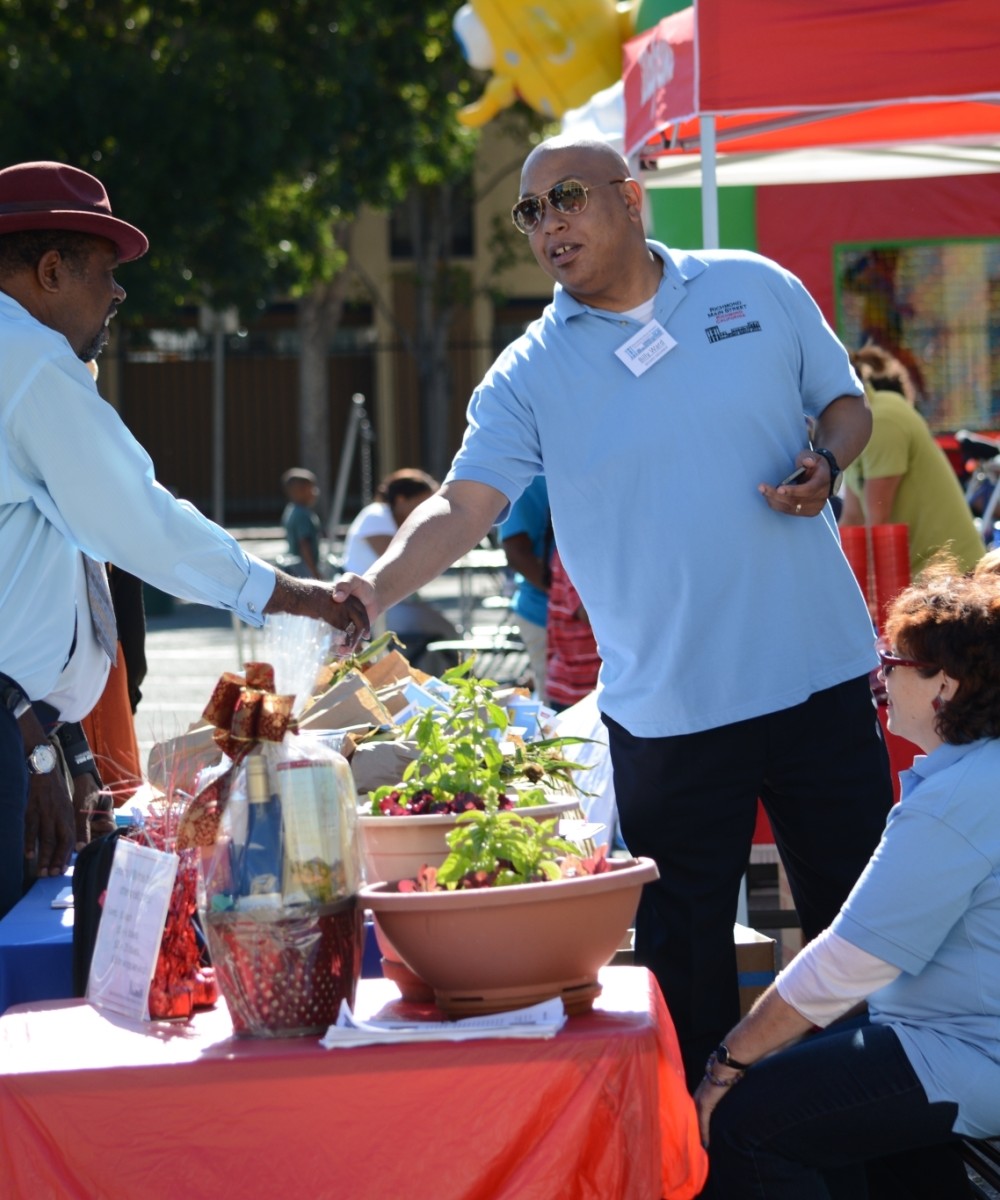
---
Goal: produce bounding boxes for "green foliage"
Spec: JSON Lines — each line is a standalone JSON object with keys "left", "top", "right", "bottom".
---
{"left": 370, "top": 658, "right": 543, "bottom": 814}
{"left": 436, "top": 809, "right": 579, "bottom": 888}
{"left": 368, "top": 658, "right": 593, "bottom": 816}
{"left": 0, "top": 0, "right": 480, "bottom": 315}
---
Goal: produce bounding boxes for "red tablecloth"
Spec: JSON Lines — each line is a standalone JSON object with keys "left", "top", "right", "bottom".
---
{"left": 0, "top": 966, "right": 706, "bottom": 1200}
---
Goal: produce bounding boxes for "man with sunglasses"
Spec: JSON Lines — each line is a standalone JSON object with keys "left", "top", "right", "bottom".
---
{"left": 335, "top": 135, "right": 892, "bottom": 1088}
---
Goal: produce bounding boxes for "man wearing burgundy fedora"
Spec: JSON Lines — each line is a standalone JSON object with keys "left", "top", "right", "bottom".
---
{"left": 0, "top": 161, "right": 368, "bottom": 920}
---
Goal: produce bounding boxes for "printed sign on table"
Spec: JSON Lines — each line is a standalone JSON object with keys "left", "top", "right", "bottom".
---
{"left": 88, "top": 838, "right": 178, "bottom": 1021}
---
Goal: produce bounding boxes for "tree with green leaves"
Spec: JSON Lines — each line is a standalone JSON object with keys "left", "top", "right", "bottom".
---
{"left": 0, "top": 0, "right": 494, "bottom": 497}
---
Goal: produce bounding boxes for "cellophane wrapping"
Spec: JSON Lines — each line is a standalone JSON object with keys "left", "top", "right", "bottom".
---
{"left": 184, "top": 617, "right": 364, "bottom": 1037}
{"left": 121, "top": 801, "right": 220, "bottom": 1021}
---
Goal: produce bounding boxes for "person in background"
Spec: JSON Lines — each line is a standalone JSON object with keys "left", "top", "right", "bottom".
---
{"left": 840, "top": 343, "right": 984, "bottom": 575}
{"left": 499, "top": 474, "right": 551, "bottom": 698}
{"left": 280, "top": 467, "right": 323, "bottom": 580}
{"left": 545, "top": 547, "right": 600, "bottom": 711}
{"left": 75, "top": 358, "right": 146, "bottom": 807}
{"left": 696, "top": 558, "right": 1000, "bottom": 1198}
{"left": 341, "top": 469, "right": 457, "bottom": 670}
{"left": 0, "top": 160, "right": 363, "bottom": 920}
{"left": 333, "top": 135, "right": 892, "bottom": 1087}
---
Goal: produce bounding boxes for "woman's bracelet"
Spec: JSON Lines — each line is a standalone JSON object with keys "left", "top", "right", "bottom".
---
{"left": 703, "top": 1050, "right": 746, "bottom": 1088}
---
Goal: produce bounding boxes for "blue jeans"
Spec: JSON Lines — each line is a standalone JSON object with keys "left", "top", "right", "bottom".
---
{"left": 704, "top": 1017, "right": 969, "bottom": 1199}
{"left": 0, "top": 705, "right": 28, "bottom": 919}
{"left": 605, "top": 675, "right": 892, "bottom": 1088}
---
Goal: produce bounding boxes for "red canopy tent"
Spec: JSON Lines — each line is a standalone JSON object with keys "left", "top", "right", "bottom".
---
{"left": 623, "top": 0, "right": 1000, "bottom": 246}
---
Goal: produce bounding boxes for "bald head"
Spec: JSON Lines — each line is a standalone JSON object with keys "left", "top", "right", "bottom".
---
{"left": 521, "top": 137, "right": 630, "bottom": 194}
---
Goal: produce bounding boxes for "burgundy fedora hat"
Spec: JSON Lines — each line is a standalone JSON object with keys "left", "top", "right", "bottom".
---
{"left": 0, "top": 161, "right": 148, "bottom": 262}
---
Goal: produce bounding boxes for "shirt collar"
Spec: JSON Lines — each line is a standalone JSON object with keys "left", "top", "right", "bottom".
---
{"left": 898, "top": 738, "right": 989, "bottom": 797}
{"left": 551, "top": 240, "right": 709, "bottom": 324}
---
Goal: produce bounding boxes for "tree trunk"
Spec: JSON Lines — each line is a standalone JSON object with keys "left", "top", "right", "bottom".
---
{"left": 297, "top": 222, "right": 354, "bottom": 524}
{"left": 409, "top": 186, "right": 458, "bottom": 481}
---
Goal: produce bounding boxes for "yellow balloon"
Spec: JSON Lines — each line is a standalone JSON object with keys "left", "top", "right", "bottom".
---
{"left": 454, "top": 0, "right": 637, "bottom": 127}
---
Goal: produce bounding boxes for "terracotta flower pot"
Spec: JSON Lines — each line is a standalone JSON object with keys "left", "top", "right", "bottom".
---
{"left": 357, "top": 795, "right": 583, "bottom": 885}
{"left": 358, "top": 795, "right": 585, "bottom": 1002}
{"left": 360, "top": 856, "right": 658, "bottom": 1018}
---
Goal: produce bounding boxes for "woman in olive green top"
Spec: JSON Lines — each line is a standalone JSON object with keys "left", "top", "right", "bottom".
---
{"left": 840, "top": 345, "right": 984, "bottom": 575}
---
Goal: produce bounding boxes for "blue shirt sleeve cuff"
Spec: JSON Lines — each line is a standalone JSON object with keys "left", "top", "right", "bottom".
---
{"left": 445, "top": 466, "right": 519, "bottom": 524}
{"left": 831, "top": 911, "right": 929, "bottom": 976}
{"left": 236, "top": 556, "right": 277, "bottom": 627}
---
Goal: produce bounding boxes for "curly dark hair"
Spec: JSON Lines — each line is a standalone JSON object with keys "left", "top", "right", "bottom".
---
{"left": 0, "top": 229, "right": 102, "bottom": 277}
{"left": 883, "top": 557, "right": 1000, "bottom": 744}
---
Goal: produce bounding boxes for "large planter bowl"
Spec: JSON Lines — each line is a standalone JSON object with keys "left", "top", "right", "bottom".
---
{"left": 358, "top": 795, "right": 585, "bottom": 1002}
{"left": 360, "top": 856, "right": 658, "bottom": 1018}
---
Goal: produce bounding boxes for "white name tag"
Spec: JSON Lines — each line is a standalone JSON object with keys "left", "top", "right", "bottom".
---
{"left": 614, "top": 319, "right": 677, "bottom": 377}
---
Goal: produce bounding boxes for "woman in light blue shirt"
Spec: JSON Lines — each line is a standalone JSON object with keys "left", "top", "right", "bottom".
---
{"left": 694, "top": 555, "right": 1000, "bottom": 1197}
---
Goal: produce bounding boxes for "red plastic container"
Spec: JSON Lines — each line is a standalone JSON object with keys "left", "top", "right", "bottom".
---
{"left": 839, "top": 524, "right": 910, "bottom": 631}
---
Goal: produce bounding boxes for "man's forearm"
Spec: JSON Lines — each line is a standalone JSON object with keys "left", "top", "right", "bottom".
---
{"left": 813, "top": 394, "right": 873, "bottom": 471}
{"left": 366, "top": 482, "right": 506, "bottom": 615}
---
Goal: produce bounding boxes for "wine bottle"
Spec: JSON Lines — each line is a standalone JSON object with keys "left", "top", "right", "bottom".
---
{"left": 237, "top": 756, "right": 284, "bottom": 909}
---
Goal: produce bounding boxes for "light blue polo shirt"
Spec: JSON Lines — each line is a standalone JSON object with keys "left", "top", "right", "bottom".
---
{"left": 446, "top": 242, "right": 876, "bottom": 736}
{"left": 834, "top": 739, "right": 1000, "bottom": 1138}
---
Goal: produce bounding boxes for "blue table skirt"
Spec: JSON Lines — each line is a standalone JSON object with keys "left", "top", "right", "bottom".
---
{"left": 0, "top": 872, "right": 76, "bottom": 1015}
{"left": 0, "top": 872, "right": 383, "bottom": 1015}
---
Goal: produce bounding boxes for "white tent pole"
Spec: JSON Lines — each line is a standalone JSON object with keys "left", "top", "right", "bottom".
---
{"left": 700, "top": 114, "right": 720, "bottom": 249}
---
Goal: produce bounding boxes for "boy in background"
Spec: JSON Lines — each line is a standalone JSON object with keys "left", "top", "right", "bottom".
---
{"left": 281, "top": 468, "right": 322, "bottom": 580}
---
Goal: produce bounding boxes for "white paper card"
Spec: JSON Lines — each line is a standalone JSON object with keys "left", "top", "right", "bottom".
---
{"left": 87, "top": 838, "right": 178, "bottom": 1022}
{"left": 557, "top": 819, "right": 606, "bottom": 843}
{"left": 320, "top": 997, "right": 567, "bottom": 1048}
{"left": 614, "top": 319, "right": 677, "bottom": 377}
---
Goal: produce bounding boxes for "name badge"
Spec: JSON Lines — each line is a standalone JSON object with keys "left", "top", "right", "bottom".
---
{"left": 614, "top": 319, "right": 677, "bottom": 378}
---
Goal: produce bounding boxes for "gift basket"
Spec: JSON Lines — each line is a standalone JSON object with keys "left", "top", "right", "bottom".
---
{"left": 177, "top": 619, "right": 363, "bottom": 1038}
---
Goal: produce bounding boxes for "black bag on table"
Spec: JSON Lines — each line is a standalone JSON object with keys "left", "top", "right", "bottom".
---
{"left": 71, "top": 828, "right": 125, "bottom": 996}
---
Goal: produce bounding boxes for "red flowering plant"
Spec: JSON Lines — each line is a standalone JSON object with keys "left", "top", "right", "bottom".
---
{"left": 369, "top": 659, "right": 591, "bottom": 818}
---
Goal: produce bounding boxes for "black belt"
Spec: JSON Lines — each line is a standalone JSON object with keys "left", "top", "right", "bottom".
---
{"left": 0, "top": 672, "right": 30, "bottom": 719}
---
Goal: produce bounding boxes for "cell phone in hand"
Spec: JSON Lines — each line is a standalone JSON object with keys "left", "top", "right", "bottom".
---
{"left": 777, "top": 466, "right": 806, "bottom": 486}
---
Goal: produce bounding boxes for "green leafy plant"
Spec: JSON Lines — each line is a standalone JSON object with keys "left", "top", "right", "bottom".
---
{"left": 398, "top": 808, "right": 610, "bottom": 891}
{"left": 369, "top": 658, "right": 592, "bottom": 816}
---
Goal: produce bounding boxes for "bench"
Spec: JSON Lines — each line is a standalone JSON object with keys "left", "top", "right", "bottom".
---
{"left": 963, "top": 1138, "right": 1000, "bottom": 1198}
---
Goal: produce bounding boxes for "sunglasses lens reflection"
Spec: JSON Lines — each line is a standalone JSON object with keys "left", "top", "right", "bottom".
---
{"left": 550, "top": 181, "right": 588, "bottom": 212}
{"left": 513, "top": 199, "right": 542, "bottom": 233}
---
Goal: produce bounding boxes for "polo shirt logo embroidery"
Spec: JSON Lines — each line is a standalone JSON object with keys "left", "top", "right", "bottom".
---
{"left": 705, "top": 320, "right": 761, "bottom": 343}
{"left": 704, "top": 300, "right": 761, "bottom": 343}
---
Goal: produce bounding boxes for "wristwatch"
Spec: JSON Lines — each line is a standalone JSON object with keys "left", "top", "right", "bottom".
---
{"left": 26, "top": 743, "right": 58, "bottom": 775}
{"left": 715, "top": 1043, "right": 753, "bottom": 1071}
{"left": 812, "top": 447, "right": 841, "bottom": 496}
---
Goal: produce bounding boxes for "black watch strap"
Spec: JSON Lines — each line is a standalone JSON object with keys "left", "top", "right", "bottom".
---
{"left": 813, "top": 447, "right": 841, "bottom": 496}
{"left": 716, "top": 1043, "right": 753, "bottom": 1071}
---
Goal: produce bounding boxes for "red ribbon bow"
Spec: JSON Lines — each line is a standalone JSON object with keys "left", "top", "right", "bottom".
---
{"left": 201, "top": 662, "right": 298, "bottom": 761}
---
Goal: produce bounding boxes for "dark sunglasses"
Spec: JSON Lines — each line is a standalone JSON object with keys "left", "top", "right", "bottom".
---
{"left": 875, "top": 638, "right": 936, "bottom": 676}
{"left": 511, "top": 178, "right": 627, "bottom": 235}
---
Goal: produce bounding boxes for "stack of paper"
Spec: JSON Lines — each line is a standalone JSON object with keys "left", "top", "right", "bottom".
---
{"left": 319, "top": 997, "right": 567, "bottom": 1048}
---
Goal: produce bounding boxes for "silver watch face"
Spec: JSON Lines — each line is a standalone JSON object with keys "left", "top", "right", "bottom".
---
{"left": 28, "top": 743, "right": 58, "bottom": 774}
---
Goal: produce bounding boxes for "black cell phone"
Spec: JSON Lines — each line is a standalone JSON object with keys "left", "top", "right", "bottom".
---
{"left": 777, "top": 466, "right": 806, "bottom": 486}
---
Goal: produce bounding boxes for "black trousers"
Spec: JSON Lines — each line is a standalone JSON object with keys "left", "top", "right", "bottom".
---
{"left": 604, "top": 675, "right": 893, "bottom": 1089}
{"left": 705, "top": 1017, "right": 969, "bottom": 1199}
